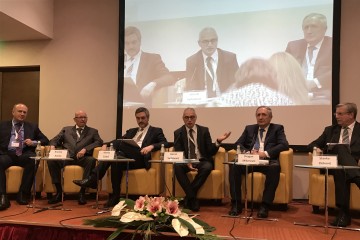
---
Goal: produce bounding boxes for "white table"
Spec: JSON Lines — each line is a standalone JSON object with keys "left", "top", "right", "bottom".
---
{"left": 294, "top": 164, "right": 360, "bottom": 233}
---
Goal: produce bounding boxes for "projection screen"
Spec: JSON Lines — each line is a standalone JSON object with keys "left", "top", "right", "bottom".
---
{"left": 119, "top": 0, "right": 339, "bottom": 148}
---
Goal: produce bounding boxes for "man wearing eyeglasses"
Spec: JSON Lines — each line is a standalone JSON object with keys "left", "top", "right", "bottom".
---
{"left": 308, "top": 102, "right": 360, "bottom": 227}
{"left": 185, "top": 27, "right": 238, "bottom": 98}
{"left": 173, "top": 108, "right": 230, "bottom": 211}
{"left": 47, "top": 110, "right": 103, "bottom": 205}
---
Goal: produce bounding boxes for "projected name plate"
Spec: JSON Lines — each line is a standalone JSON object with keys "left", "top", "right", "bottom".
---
{"left": 98, "top": 151, "right": 115, "bottom": 160}
{"left": 182, "top": 91, "right": 207, "bottom": 104}
{"left": 164, "top": 152, "right": 183, "bottom": 162}
{"left": 49, "top": 150, "right": 68, "bottom": 159}
{"left": 238, "top": 154, "right": 259, "bottom": 165}
{"left": 312, "top": 155, "right": 338, "bottom": 167}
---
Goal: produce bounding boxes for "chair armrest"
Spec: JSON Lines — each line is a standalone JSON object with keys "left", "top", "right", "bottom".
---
{"left": 279, "top": 148, "right": 293, "bottom": 174}
{"left": 92, "top": 147, "right": 102, "bottom": 158}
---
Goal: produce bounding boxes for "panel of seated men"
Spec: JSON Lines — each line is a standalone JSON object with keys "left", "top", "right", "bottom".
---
{"left": 228, "top": 148, "right": 293, "bottom": 205}
{"left": 106, "top": 150, "right": 164, "bottom": 196}
{"left": 43, "top": 147, "right": 100, "bottom": 194}
{"left": 5, "top": 146, "right": 45, "bottom": 193}
{"left": 164, "top": 147, "right": 226, "bottom": 200}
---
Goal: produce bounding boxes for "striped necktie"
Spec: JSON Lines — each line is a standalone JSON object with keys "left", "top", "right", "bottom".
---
{"left": 342, "top": 127, "right": 349, "bottom": 144}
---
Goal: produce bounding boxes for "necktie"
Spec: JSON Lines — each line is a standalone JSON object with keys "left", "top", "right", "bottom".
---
{"left": 308, "top": 46, "right": 316, "bottom": 62}
{"left": 342, "top": 127, "right": 349, "bottom": 144}
{"left": 15, "top": 123, "right": 23, "bottom": 156}
{"left": 189, "top": 129, "right": 196, "bottom": 159}
{"left": 126, "top": 57, "right": 135, "bottom": 76}
{"left": 77, "top": 128, "right": 83, "bottom": 140}
{"left": 136, "top": 128, "right": 144, "bottom": 142}
{"left": 206, "top": 57, "right": 216, "bottom": 98}
{"left": 253, "top": 128, "right": 265, "bottom": 150}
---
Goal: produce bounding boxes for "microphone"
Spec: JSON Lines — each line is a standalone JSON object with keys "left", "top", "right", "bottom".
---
{"left": 326, "top": 126, "right": 340, "bottom": 153}
{"left": 173, "top": 131, "right": 182, "bottom": 150}
{"left": 248, "top": 130, "right": 257, "bottom": 151}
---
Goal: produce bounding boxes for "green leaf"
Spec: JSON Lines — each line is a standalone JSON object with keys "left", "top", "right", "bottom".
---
{"left": 177, "top": 217, "right": 196, "bottom": 234}
{"left": 123, "top": 198, "right": 135, "bottom": 209}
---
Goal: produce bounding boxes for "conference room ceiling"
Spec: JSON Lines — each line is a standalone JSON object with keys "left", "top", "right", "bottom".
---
{"left": 0, "top": 12, "right": 51, "bottom": 41}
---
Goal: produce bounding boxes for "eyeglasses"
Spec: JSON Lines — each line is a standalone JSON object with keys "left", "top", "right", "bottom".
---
{"left": 333, "top": 112, "right": 349, "bottom": 116}
{"left": 199, "top": 39, "right": 218, "bottom": 45}
{"left": 74, "top": 116, "right": 88, "bottom": 119}
{"left": 183, "top": 116, "right": 196, "bottom": 120}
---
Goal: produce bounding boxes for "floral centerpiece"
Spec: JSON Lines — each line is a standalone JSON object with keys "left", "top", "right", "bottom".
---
{"left": 84, "top": 195, "right": 220, "bottom": 240}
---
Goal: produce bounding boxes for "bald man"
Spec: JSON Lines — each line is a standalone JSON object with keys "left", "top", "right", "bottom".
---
{"left": 0, "top": 103, "right": 49, "bottom": 210}
{"left": 47, "top": 110, "right": 103, "bottom": 205}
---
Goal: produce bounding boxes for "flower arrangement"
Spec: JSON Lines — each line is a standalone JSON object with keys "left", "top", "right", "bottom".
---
{"left": 84, "top": 195, "right": 220, "bottom": 240}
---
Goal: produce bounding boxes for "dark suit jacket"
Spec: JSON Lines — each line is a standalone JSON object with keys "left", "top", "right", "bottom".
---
{"left": 173, "top": 124, "right": 219, "bottom": 162}
{"left": 308, "top": 121, "right": 360, "bottom": 162}
{"left": 285, "top": 36, "right": 332, "bottom": 92}
{"left": 49, "top": 125, "right": 103, "bottom": 158}
{"left": 185, "top": 48, "right": 238, "bottom": 93}
{"left": 0, "top": 120, "right": 49, "bottom": 155}
{"left": 235, "top": 123, "right": 289, "bottom": 160}
{"left": 114, "top": 126, "right": 168, "bottom": 169}
{"left": 124, "top": 52, "right": 175, "bottom": 105}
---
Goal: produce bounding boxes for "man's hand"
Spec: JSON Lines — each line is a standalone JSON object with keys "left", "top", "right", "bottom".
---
{"left": 187, "top": 163, "right": 198, "bottom": 172}
{"left": 77, "top": 148, "right": 86, "bottom": 159}
{"left": 23, "top": 139, "right": 34, "bottom": 146}
{"left": 140, "top": 82, "right": 157, "bottom": 98}
{"left": 140, "top": 145, "right": 154, "bottom": 155}
{"left": 217, "top": 131, "right": 231, "bottom": 143}
{"left": 101, "top": 144, "right": 107, "bottom": 151}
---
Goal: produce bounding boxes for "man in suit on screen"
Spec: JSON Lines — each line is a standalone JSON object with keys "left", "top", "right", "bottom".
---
{"left": 285, "top": 13, "right": 332, "bottom": 102}
{"left": 123, "top": 26, "right": 175, "bottom": 107}
{"left": 185, "top": 27, "right": 239, "bottom": 98}
{"left": 0, "top": 103, "right": 49, "bottom": 210}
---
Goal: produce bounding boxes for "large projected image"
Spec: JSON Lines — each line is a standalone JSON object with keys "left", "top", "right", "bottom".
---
{"left": 120, "top": 0, "right": 338, "bottom": 146}
{"left": 123, "top": 0, "right": 333, "bottom": 108}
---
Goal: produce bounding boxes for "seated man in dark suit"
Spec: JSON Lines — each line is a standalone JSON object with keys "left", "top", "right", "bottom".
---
{"left": 123, "top": 26, "right": 175, "bottom": 107}
{"left": 285, "top": 13, "right": 332, "bottom": 102}
{"left": 174, "top": 108, "right": 230, "bottom": 211}
{"left": 228, "top": 106, "right": 289, "bottom": 218}
{"left": 0, "top": 103, "right": 49, "bottom": 210}
{"left": 73, "top": 107, "right": 169, "bottom": 208}
{"left": 47, "top": 110, "right": 103, "bottom": 205}
{"left": 308, "top": 102, "right": 360, "bottom": 227}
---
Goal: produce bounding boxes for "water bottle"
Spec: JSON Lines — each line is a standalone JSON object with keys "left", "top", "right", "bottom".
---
{"left": 109, "top": 143, "right": 114, "bottom": 151}
{"left": 35, "top": 141, "right": 42, "bottom": 157}
{"left": 235, "top": 144, "right": 241, "bottom": 161}
{"left": 160, "top": 144, "right": 165, "bottom": 161}
{"left": 313, "top": 146, "right": 317, "bottom": 156}
{"left": 109, "top": 143, "right": 117, "bottom": 159}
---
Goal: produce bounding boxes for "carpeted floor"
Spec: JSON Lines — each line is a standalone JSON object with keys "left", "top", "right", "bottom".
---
{"left": 0, "top": 193, "right": 359, "bottom": 240}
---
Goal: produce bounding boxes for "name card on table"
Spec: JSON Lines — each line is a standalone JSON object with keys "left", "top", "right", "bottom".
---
{"left": 238, "top": 154, "right": 259, "bottom": 165}
{"left": 49, "top": 150, "right": 68, "bottom": 159}
{"left": 312, "top": 155, "right": 338, "bottom": 167}
{"left": 182, "top": 91, "right": 207, "bottom": 104}
{"left": 98, "top": 151, "right": 115, "bottom": 160}
{"left": 164, "top": 152, "right": 184, "bottom": 162}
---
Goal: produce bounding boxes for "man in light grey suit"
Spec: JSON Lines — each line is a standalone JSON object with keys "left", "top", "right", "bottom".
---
{"left": 47, "top": 110, "right": 103, "bottom": 205}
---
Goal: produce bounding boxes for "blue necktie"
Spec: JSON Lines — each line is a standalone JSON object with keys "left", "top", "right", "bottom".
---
{"left": 253, "top": 128, "right": 265, "bottom": 150}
